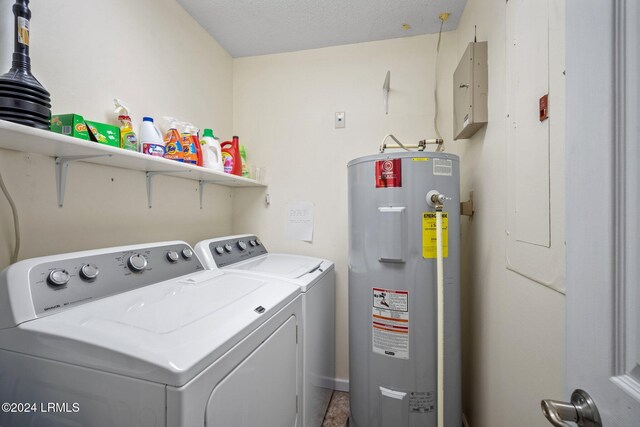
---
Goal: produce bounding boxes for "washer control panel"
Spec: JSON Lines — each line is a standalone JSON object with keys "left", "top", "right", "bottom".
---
{"left": 209, "top": 235, "right": 268, "bottom": 267}
{"left": 28, "top": 243, "right": 204, "bottom": 317}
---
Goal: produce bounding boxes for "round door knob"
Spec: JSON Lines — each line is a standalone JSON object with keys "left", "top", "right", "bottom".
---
{"left": 182, "top": 248, "right": 193, "bottom": 259}
{"left": 79, "top": 264, "right": 99, "bottom": 281}
{"left": 215, "top": 246, "right": 224, "bottom": 255}
{"left": 127, "top": 254, "right": 147, "bottom": 272}
{"left": 166, "top": 251, "right": 179, "bottom": 263}
{"left": 224, "top": 244, "right": 233, "bottom": 253}
{"left": 48, "top": 269, "right": 70, "bottom": 287}
{"left": 237, "top": 241, "right": 247, "bottom": 251}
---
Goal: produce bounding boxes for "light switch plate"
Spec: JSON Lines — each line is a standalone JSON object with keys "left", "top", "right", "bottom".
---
{"left": 335, "top": 112, "right": 346, "bottom": 128}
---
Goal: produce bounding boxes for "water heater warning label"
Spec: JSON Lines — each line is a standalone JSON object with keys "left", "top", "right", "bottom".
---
{"left": 375, "top": 159, "right": 402, "bottom": 188}
{"left": 409, "top": 391, "right": 435, "bottom": 413}
{"left": 422, "top": 212, "right": 449, "bottom": 259}
{"left": 372, "top": 288, "right": 409, "bottom": 359}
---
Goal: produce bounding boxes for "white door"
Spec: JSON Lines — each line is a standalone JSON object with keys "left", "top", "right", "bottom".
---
{"left": 544, "top": 0, "right": 640, "bottom": 425}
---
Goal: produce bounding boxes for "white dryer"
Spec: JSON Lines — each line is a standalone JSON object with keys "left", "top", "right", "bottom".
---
{"left": 195, "top": 234, "right": 335, "bottom": 427}
{"left": 0, "top": 241, "right": 302, "bottom": 427}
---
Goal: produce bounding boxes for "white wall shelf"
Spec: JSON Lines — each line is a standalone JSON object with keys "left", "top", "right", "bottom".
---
{"left": 0, "top": 119, "right": 265, "bottom": 208}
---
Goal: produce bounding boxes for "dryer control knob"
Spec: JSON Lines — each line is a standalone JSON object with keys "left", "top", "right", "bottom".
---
{"left": 249, "top": 240, "right": 257, "bottom": 247}
{"left": 181, "top": 248, "right": 193, "bottom": 260}
{"left": 255, "top": 239, "right": 262, "bottom": 246}
{"left": 48, "top": 269, "right": 70, "bottom": 287}
{"left": 215, "top": 246, "right": 224, "bottom": 255}
{"left": 80, "top": 264, "right": 99, "bottom": 281}
{"left": 237, "top": 241, "right": 247, "bottom": 251}
{"left": 224, "top": 244, "right": 233, "bottom": 253}
{"left": 128, "top": 254, "right": 147, "bottom": 272}
{"left": 166, "top": 251, "right": 180, "bottom": 263}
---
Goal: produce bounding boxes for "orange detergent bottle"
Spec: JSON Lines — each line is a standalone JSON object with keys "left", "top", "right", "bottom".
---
{"left": 163, "top": 117, "right": 184, "bottom": 162}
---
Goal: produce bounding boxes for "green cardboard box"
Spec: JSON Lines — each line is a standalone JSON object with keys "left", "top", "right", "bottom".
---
{"left": 85, "top": 120, "right": 120, "bottom": 148}
{"left": 50, "top": 114, "right": 90, "bottom": 140}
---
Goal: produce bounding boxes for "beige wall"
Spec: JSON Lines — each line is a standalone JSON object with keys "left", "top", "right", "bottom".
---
{"left": 0, "top": 0, "right": 234, "bottom": 268}
{"left": 233, "top": 1, "right": 566, "bottom": 425}
{"left": 455, "top": 0, "right": 566, "bottom": 426}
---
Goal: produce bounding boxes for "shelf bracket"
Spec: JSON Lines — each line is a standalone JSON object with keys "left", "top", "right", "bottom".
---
{"left": 198, "top": 180, "right": 220, "bottom": 209}
{"left": 56, "top": 155, "right": 112, "bottom": 207}
{"left": 146, "top": 170, "right": 189, "bottom": 208}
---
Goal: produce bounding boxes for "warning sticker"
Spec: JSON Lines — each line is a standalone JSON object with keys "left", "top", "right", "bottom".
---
{"left": 375, "top": 159, "right": 402, "bottom": 188}
{"left": 433, "top": 158, "right": 453, "bottom": 176}
{"left": 409, "top": 391, "right": 435, "bottom": 413}
{"left": 422, "top": 212, "right": 449, "bottom": 259}
{"left": 411, "top": 157, "right": 430, "bottom": 162}
{"left": 372, "top": 288, "right": 409, "bottom": 359}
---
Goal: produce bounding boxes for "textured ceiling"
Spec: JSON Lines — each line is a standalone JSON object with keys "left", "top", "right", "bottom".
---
{"left": 177, "top": 0, "right": 468, "bottom": 58}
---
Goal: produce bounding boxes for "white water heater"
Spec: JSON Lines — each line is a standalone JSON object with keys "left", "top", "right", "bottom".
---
{"left": 347, "top": 151, "right": 461, "bottom": 427}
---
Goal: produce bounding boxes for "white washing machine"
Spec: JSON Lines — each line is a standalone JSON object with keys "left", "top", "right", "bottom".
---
{"left": 0, "top": 241, "right": 302, "bottom": 427}
{"left": 195, "top": 234, "right": 335, "bottom": 427}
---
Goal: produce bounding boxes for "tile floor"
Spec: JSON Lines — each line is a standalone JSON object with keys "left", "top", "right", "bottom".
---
{"left": 321, "top": 391, "right": 350, "bottom": 427}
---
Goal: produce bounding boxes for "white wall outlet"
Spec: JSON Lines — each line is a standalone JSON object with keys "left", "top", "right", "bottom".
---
{"left": 335, "top": 112, "right": 346, "bottom": 128}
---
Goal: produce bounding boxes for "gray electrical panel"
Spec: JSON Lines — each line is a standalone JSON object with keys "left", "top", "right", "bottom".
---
{"left": 453, "top": 41, "right": 488, "bottom": 140}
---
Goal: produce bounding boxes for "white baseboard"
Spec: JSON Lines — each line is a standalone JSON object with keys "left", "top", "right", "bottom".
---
{"left": 333, "top": 378, "right": 349, "bottom": 392}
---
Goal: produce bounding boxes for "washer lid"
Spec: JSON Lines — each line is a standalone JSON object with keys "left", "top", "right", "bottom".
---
{"left": 231, "top": 254, "right": 323, "bottom": 279}
{"left": 0, "top": 270, "right": 299, "bottom": 387}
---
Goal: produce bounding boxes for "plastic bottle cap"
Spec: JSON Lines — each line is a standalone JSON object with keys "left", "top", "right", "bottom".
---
{"left": 143, "top": 117, "right": 154, "bottom": 122}
{"left": 202, "top": 128, "right": 214, "bottom": 138}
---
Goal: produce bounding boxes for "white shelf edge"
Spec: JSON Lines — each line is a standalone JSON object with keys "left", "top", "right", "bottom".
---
{"left": 0, "top": 119, "right": 266, "bottom": 189}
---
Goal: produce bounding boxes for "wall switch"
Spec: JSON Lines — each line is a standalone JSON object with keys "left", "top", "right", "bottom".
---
{"left": 335, "top": 112, "right": 346, "bottom": 128}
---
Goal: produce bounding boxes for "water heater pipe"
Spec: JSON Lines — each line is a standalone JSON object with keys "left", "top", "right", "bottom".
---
{"left": 433, "top": 193, "right": 445, "bottom": 427}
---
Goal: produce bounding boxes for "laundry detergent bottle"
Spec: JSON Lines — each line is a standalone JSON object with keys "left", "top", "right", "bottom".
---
{"left": 201, "top": 128, "right": 224, "bottom": 172}
{"left": 163, "top": 117, "right": 184, "bottom": 162}
{"left": 221, "top": 136, "right": 242, "bottom": 176}
{"left": 180, "top": 122, "right": 199, "bottom": 165}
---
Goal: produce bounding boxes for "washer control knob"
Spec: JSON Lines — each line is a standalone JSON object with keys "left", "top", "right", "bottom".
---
{"left": 237, "top": 241, "right": 247, "bottom": 251}
{"left": 255, "top": 239, "right": 262, "bottom": 246}
{"left": 249, "top": 240, "right": 257, "bottom": 247}
{"left": 215, "top": 246, "right": 224, "bottom": 255}
{"left": 224, "top": 244, "right": 233, "bottom": 253}
{"left": 48, "top": 269, "right": 71, "bottom": 287}
{"left": 128, "top": 254, "right": 147, "bottom": 272}
{"left": 166, "top": 251, "right": 180, "bottom": 263}
{"left": 80, "top": 264, "right": 99, "bottom": 281}
{"left": 182, "top": 248, "right": 193, "bottom": 260}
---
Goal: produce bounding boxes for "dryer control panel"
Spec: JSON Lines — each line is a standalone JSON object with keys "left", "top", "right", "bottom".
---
{"left": 208, "top": 235, "right": 268, "bottom": 268}
{"left": 17, "top": 242, "right": 205, "bottom": 319}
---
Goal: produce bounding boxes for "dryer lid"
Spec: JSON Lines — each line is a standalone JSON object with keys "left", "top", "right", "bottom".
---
{"left": 0, "top": 270, "right": 299, "bottom": 387}
{"left": 231, "top": 254, "right": 323, "bottom": 279}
